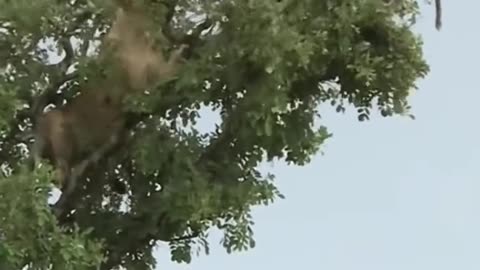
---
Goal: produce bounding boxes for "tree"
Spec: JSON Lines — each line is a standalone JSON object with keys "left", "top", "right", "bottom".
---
{"left": 0, "top": 0, "right": 433, "bottom": 269}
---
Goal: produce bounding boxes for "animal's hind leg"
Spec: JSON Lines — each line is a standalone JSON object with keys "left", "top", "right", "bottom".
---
{"left": 52, "top": 159, "right": 73, "bottom": 218}
{"left": 55, "top": 159, "right": 71, "bottom": 191}
{"left": 28, "top": 135, "right": 46, "bottom": 171}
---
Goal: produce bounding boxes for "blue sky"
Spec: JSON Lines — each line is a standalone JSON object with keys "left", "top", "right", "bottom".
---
{"left": 156, "top": 1, "right": 480, "bottom": 269}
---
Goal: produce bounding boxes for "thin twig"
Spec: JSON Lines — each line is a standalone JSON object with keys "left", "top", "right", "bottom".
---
{"left": 169, "top": 231, "right": 200, "bottom": 242}
{"left": 435, "top": 0, "right": 442, "bottom": 30}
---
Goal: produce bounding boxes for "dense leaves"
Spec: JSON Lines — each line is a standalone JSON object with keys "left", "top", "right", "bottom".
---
{"left": 0, "top": 166, "right": 104, "bottom": 269}
{"left": 0, "top": 0, "right": 430, "bottom": 269}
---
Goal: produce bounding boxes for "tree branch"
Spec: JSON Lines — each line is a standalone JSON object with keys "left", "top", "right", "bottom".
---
{"left": 30, "top": 10, "right": 94, "bottom": 119}
{"left": 58, "top": 37, "right": 74, "bottom": 70}
{"left": 169, "top": 230, "right": 200, "bottom": 242}
{"left": 180, "top": 17, "right": 213, "bottom": 59}
{"left": 435, "top": 0, "right": 442, "bottom": 30}
{"left": 52, "top": 132, "right": 122, "bottom": 218}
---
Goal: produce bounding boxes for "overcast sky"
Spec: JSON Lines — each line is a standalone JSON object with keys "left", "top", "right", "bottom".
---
{"left": 155, "top": 1, "right": 480, "bottom": 269}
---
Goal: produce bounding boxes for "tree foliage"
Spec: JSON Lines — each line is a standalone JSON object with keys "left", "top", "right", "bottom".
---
{"left": 0, "top": 0, "right": 431, "bottom": 269}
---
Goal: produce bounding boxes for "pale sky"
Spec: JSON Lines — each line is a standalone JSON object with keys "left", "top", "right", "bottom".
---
{"left": 156, "top": 1, "right": 480, "bottom": 269}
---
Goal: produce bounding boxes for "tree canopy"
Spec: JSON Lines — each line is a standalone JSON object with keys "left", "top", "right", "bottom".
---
{"left": 0, "top": 0, "right": 433, "bottom": 269}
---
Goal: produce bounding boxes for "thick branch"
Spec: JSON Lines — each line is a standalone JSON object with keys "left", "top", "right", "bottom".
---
{"left": 180, "top": 18, "right": 213, "bottom": 59}
{"left": 53, "top": 132, "right": 122, "bottom": 218}
{"left": 59, "top": 37, "right": 74, "bottom": 70}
